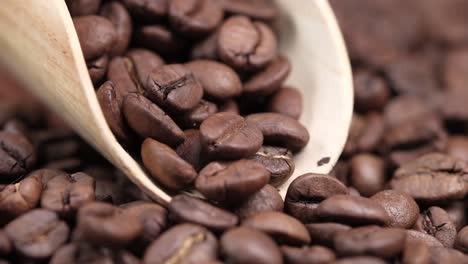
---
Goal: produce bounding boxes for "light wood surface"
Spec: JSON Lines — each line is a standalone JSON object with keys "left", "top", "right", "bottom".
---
{"left": 0, "top": 0, "right": 353, "bottom": 202}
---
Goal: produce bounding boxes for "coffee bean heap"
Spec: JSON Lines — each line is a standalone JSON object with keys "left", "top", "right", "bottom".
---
{"left": 0, "top": 0, "right": 467, "bottom": 263}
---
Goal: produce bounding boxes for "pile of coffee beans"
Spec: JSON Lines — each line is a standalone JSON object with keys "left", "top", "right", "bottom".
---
{"left": 0, "top": 0, "right": 467, "bottom": 263}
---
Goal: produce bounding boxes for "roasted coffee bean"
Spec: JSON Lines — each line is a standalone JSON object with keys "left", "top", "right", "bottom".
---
{"left": 281, "top": 245, "right": 336, "bottom": 264}
{"left": 233, "top": 184, "right": 283, "bottom": 219}
{"left": 169, "top": 0, "right": 224, "bottom": 37}
{"left": 405, "top": 230, "right": 444, "bottom": 248}
{"left": 429, "top": 247, "right": 468, "bottom": 264}
{"left": 180, "top": 100, "right": 218, "bottom": 129}
{"left": 402, "top": 240, "right": 430, "bottom": 264}
{"left": 51, "top": 243, "right": 140, "bottom": 264}
{"left": 143, "top": 224, "right": 218, "bottom": 264}
{"left": 66, "top": 0, "right": 101, "bottom": 16}
{"left": 315, "top": 195, "right": 390, "bottom": 226}
{"left": 106, "top": 57, "right": 139, "bottom": 95}
{"left": 100, "top": 1, "right": 133, "bottom": 56}
{"left": 0, "top": 175, "right": 42, "bottom": 223}
{"left": 169, "top": 194, "right": 238, "bottom": 232}
{"left": 244, "top": 56, "right": 291, "bottom": 96}
{"left": 383, "top": 95, "right": 435, "bottom": 128}
{"left": 243, "top": 211, "right": 311, "bottom": 246}
{"left": 353, "top": 69, "right": 390, "bottom": 112}
{"left": 446, "top": 136, "right": 468, "bottom": 163}
{"left": 218, "top": 16, "right": 277, "bottom": 71}
{"left": 390, "top": 153, "right": 468, "bottom": 203}
{"left": 220, "top": 227, "right": 282, "bottom": 264}
{"left": 76, "top": 202, "right": 142, "bottom": 248}
{"left": 252, "top": 146, "right": 295, "bottom": 187}
{"left": 371, "top": 190, "right": 420, "bottom": 229}
{"left": 145, "top": 64, "right": 203, "bottom": 112}
{"left": 73, "top": 16, "right": 116, "bottom": 61}
{"left": 41, "top": 172, "right": 95, "bottom": 217}
{"left": 246, "top": 113, "right": 309, "bottom": 152}
{"left": 349, "top": 154, "right": 386, "bottom": 197}
{"left": 221, "top": 0, "right": 279, "bottom": 21}
{"left": 413, "top": 206, "right": 457, "bottom": 248}
{"left": 456, "top": 225, "right": 468, "bottom": 253}
{"left": 343, "top": 113, "right": 385, "bottom": 155}
{"left": 5, "top": 209, "right": 69, "bottom": 259}
{"left": 126, "top": 49, "right": 165, "bottom": 86}
{"left": 123, "top": 93, "right": 185, "bottom": 146}
{"left": 196, "top": 159, "right": 270, "bottom": 203}
{"left": 334, "top": 226, "right": 406, "bottom": 258}
{"left": 305, "top": 223, "right": 351, "bottom": 248}
{"left": 141, "top": 138, "right": 197, "bottom": 191}
{"left": 200, "top": 112, "right": 263, "bottom": 160}
{"left": 0, "top": 230, "right": 11, "bottom": 256}
{"left": 175, "top": 129, "right": 204, "bottom": 171}
{"left": 267, "top": 87, "right": 303, "bottom": 119}
{"left": 86, "top": 55, "right": 109, "bottom": 85}
{"left": 332, "top": 256, "right": 388, "bottom": 264}
{"left": 0, "top": 131, "right": 36, "bottom": 180}
{"left": 285, "top": 173, "right": 348, "bottom": 222}
{"left": 185, "top": 60, "right": 242, "bottom": 100}
{"left": 135, "top": 25, "right": 187, "bottom": 57}
{"left": 121, "top": 0, "right": 167, "bottom": 22}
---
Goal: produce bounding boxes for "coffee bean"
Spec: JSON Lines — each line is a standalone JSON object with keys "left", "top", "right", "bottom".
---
{"left": 444, "top": 201, "right": 467, "bottom": 231}
{"left": 76, "top": 202, "right": 142, "bottom": 248}
{"left": 390, "top": 153, "right": 468, "bottom": 203}
{"left": 244, "top": 56, "right": 291, "bottom": 96}
{"left": 455, "top": 225, "right": 468, "bottom": 253}
{"left": 221, "top": 0, "right": 279, "bottom": 21}
{"left": 332, "top": 256, "right": 388, "bottom": 264}
{"left": 169, "top": 194, "right": 238, "bottom": 232}
{"left": 0, "top": 132, "right": 36, "bottom": 180}
{"left": 413, "top": 206, "right": 457, "bottom": 248}
{"left": 252, "top": 146, "right": 295, "bottom": 187}
{"left": 143, "top": 224, "right": 218, "bottom": 264}
{"left": 123, "top": 93, "right": 185, "bottom": 146}
{"left": 429, "top": 247, "right": 468, "bottom": 264}
{"left": 180, "top": 100, "right": 218, "bottom": 129}
{"left": 405, "top": 230, "right": 444, "bottom": 248}
{"left": 344, "top": 113, "right": 385, "bottom": 155}
{"left": 402, "top": 240, "right": 431, "bottom": 264}
{"left": 0, "top": 230, "right": 11, "bottom": 256}
{"left": 51, "top": 243, "right": 140, "bottom": 264}
{"left": 135, "top": 25, "right": 187, "bottom": 57}
{"left": 66, "top": 0, "right": 101, "bottom": 16}
{"left": 246, "top": 113, "right": 309, "bottom": 152}
{"left": 41, "top": 172, "right": 95, "bottom": 217}
{"left": 196, "top": 159, "right": 270, "bottom": 203}
{"left": 73, "top": 16, "right": 116, "bottom": 61}
{"left": 267, "top": 86, "right": 303, "bottom": 120}
{"left": 121, "top": 0, "right": 167, "bottom": 23}
{"left": 305, "top": 223, "right": 351, "bottom": 248}
{"left": 141, "top": 138, "right": 197, "bottom": 190}
{"left": 285, "top": 173, "right": 348, "bottom": 222}
{"left": 446, "top": 136, "right": 468, "bottom": 163}
{"left": 175, "top": 129, "right": 204, "bottom": 171}
{"left": 218, "top": 16, "right": 277, "bottom": 71}
{"left": 191, "top": 31, "right": 219, "bottom": 60}
{"left": 5, "top": 209, "right": 69, "bottom": 259}
{"left": 371, "top": 190, "right": 420, "bottom": 229}
{"left": 243, "top": 211, "right": 311, "bottom": 246}
{"left": 186, "top": 60, "right": 242, "bottom": 100}
{"left": 126, "top": 49, "right": 165, "bottom": 86}
{"left": 315, "top": 195, "right": 390, "bottom": 226}
{"left": 281, "top": 245, "right": 336, "bottom": 264}
{"left": 233, "top": 184, "right": 284, "bottom": 219}
{"left": 200, "top": 112, "right": 263, "bottom": 160}
{"left": 100, "top": 1, "right": 133, "bottom": 56}
{"left": 350, "top": 154, "right": 386, "bottom": 197}
{"left": 353, "top": 69, "right": 390, "bottom": 112}
{"left": 145, "top": 64, "right": 203, "bottom": 112}
{"left": 106, "top": 57, "right": 139, "bottom": 95}
{"left": 86, "top": 55, "right": 109, "bottom": 85}
{"left": 220, "top": 227, "right": 282, "bottom": 264}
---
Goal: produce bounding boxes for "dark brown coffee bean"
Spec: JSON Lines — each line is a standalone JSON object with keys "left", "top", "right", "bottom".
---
{"left": 186, "top": 60, "right": 242, "bottom": 100}
{"left": 281, "top": 245, "right": 336, "bottom": 264}
{"left": 267, "top": 86, "right": 303, "bottom": 120}
{"left": 66, "top": 0, "right": 101, "bottom": 16}
{"left": 315, "top": 195, "right": 390, "bottom": 226}
{"left": 446, "top": 136, "right": 468, "bottom": 163}
{"left": 121, "top": 0, "right": 167, "bottom": 22}
{"left": 143, "top": 224, "right": 218, "bottom": 264}
{"left": 169, "top": 194, "right": 238, "bottom": 232}
{"left": 41, "top": 172, "right": 95, "bottom": 217}
{"left": 429, "top": 247, "right": 468, "bottom": 264}
{"left": 141, "top": 138, "right": 197, "bottom": 190}
{"left": 123, "top": 93, "right": 185, "bottom": 146}
{"left": 305, "top": 223, "right": 351, "bottom": 248}
{"left": 285, "top": 173, "right": 348, "bottom": 222}
{"left": 252, "top": 146, "right": 294, "bottom": 187}
{"left": 405, "top": 230, "right": 444, "bottom": 248}
{"left": 371, "top": 190, "right": 420, "bottom": 229}
{"left": 402, "top": 240, "right": 431, "bottom": 264}
{"left": 87, "top": 55, "right": 109, "bottom": 85}
{"left": 0, "top": 230, "right": 11, "bottom": 256}
{"left": 353, "top": 69, "right": 390, "bottom": 112}
{"left": 196, "top": 159, "right": 270, "bottom": 203}
{"left": 220, "top": 227, "right": 282, "bottom": 264}
{"left": 73, "top": 16, "right": 116, "bottom": 61}
{"left": 0, "top": 132, "right": 36, "bottom": 180}
{"left": 233, "top": 184, "right": 284, "bottom": 218}
{"left": 175, "top": 129, "right": 204, "bottom": 171}
{"left": 145, "top": 64, "right": 203, "bottom": 112}
{"left": 390, "top": 153, "right": 468, "bottom": 203}
{"left": 244, "top": 56, "right": 291, "bottom": 96}
{"left": 200, "top": 112, "right": 263, "bottom": 160}
{"left": 191, "top": 31, "right": 219, "bottom": 60}
{"left": 76, "top": 202, "right": 142, "bottom": 248}
{"left": 343, "top": 113, "right": 385, "bottom": 155}
{"left": 169, "top": 0, "right": 224, "bottom": 37}
{"left": 221, "top": 0, "right": 279, "bottom": 21}
{"left": 5, "top": 209, "right": 69, "bottom": 259}
{"left": 218, "top": 16, "right": 277, "bottom": 71}
{"left": 332, "top": 256, "right": 388, "bottom": 264}
{"left": 180, "top": 100, "right": 218, "bottom": 129}
{"left": 349, "top": 154, "right": 386, "bottom": 197}
{"left": 443, "top": 48, "right": 468, "bottom": 92}
{"left": 246, "top": 113, "right": 309, "bottom": 152}
{"left": 243, "top": 211, "right": 311, "bottom": 246}
{"left": 0, "top": 174, "right": 42, "bottom": 224}
{"left": 135, "top": 25, "right": 187, "bottom": 56}
{"left": 456, "top": 225, "right": 468, "bottom": 253}
{"left": 100, "top": 1, "right": 133, "bottom": 56}
{"left": 126, "top": 49, "right": 165, "bottom": 86}
{"left": 51, "top": 243, "right": 140, "bottom": 264}
{"left": 413, "top": 206, "right": 457, "bottom": 248}
{"left": 106, "top": 57, "right": 139, "bottom": 97}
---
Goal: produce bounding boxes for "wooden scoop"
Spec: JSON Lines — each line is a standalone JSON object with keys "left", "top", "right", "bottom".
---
{"left": 0, "top": 0, "right": 353, "bottom": 206}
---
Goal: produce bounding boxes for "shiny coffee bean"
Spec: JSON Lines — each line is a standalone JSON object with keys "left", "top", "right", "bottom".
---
{"left": 0, "top": 131, "right": 36, "bottom": 180}
{"left": 100, "top": 1, "right": 133, "bottom": 56}
{"left": 267, "top": 86, "right": 303, "bottom": 119}
{"left": 243, "top": 211, "right": 311, "bottom": 246}
{"left": 143, "top": 224, "right": 218, "bottom": 264}
{"left": 221, "top": 0, "right": 279, "bottom": 21}
{"left": 51, "top": 243, "right": 140, "bottom": 264}
{"left": 142, "top": 138, "right": 197, "bottom": 191}
{"left": 281, "top": 245, "right": 336, "bottom": 264}
{"left": 413, "top": 206, "right": 457, "bottom": 248}
{"left": 126, "top": 48, "right": 165, "bottom": 86}
{"left": 371, "top": 190, "right": 420, "bottom": 229}
{"left": 456, "top": 225, "right": 468, "bottom": 253}
{"left": 135, "top": 25, "right": 187, "bottom": 56}
{"left": 252, "top": 146, "right": 295, "bottom": 187}
{"left": 196, "top": 159, "right": 270, "bottom": 203}
{"left": 350, "top": 154, "right": 386, "bottom": 197}
{"left": 121, "top": 0, "right": 167, "bottom": 22}
{"left": 169, "top": 194, "right": 238, "bottom": 232}
{"left": 405, "top": 230, "right": 444, "bottom": 248}
{"left": 233, "top": 184, "right": 284, "bottom": 219}
{"left": 305, "top": 223, "right": 351, "bottom": 248}
{"left": 66, "top": 0, "right": 102, "bottom": 16}
{"left": 285, "top": 173, "right": 348, "bottom": 222}
{"left": 220, "top": 227, "right": 282, "bottom": 264}
{"left": 180, "top": 100, "right": 218, "bottom": 129}
{"left": 200, "top": 112, "right": 263, "bottom": 160}
{"left": 0, "top": 230, "right": 11, "bottom": 256}
{"left": 244, "top": 56, "right": 291, "bottom": 96}
{"left": 106, "top": 57, "right": 139, "bottom": 96}
{"left": 73, "top": 16, "right": 116, "bottom": 61}
{"left": 5, "top": 209, "right": 69, "bottom": 259}
{"left": 353, "top": 69, "right": 390, "bottom": 112}
{"left": 175, "top": 129, "right": 204, "bottom": 171}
